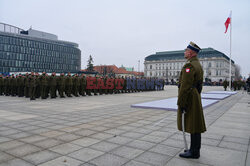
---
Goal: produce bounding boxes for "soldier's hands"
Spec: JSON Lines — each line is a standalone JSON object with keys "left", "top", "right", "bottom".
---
{"left": 181, "top": 107, "right": 186, "bottom": 113}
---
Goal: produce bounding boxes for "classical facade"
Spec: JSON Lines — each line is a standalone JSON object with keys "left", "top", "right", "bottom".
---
{"left": 144, "top": 48, "right": 235, "bottom": 82}
{"left": 0, "top": 23, "right": 81, "bottom": 74}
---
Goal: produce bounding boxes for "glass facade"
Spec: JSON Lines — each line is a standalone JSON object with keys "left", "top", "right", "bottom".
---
{"left": 0, "top": 32, "right": 81, "bottom": 73}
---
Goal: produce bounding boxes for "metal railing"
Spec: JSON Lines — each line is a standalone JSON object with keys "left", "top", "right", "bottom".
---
{"left": 0, "top": 22, "right": 24, "bottom": 34}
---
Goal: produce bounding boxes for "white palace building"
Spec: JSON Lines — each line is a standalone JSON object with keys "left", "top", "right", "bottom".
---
{"left": 144, "top": 48, "right": 235, "bottom": 82}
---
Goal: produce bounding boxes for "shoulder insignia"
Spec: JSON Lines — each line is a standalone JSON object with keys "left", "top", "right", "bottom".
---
{"left": 186, "top": 68, "right": 190, "bottom": 73}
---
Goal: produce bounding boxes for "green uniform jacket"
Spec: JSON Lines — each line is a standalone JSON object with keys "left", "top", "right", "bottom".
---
{"left": 177, "top": 56, "right": 206, "bottom": 134}
{"left": 222, "top": 80, "right": 228, "bottom": 88}
{"left": 0, "top": 77, "right": 4, "bottom": 94}
{"left": 49, "top": 75, "right": 57, "bottom": 87}
{"left": 29, "top": 75, "right": 37, "bottom": 88}
{"left": 57, "top": 75, "right": 65, "bottom": 87}
{"left": 65, "top": 76, "right": 73, "bottom": 86}
{"left": 80, "top": 76, "right": 86, "bottom": 89}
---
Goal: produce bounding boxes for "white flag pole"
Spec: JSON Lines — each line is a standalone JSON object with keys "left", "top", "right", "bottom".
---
{"left": 229, "top": 11, "right": 232, "bottom": 90}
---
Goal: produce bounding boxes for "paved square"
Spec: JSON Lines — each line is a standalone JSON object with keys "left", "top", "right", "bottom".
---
{"left": 0, "top": 86, "right": 249, "bottom": 166}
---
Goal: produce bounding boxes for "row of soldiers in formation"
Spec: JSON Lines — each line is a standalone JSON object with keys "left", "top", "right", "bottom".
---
{"left": 0, "top": 72, "right": 165, "bottom": 100}
{"left": 222, "top": 79, "right": 250, "bottom": 91}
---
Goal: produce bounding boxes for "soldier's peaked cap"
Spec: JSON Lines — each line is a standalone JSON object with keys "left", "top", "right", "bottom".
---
{"left": 187, "top": 41, "right": 201, "bottom": 53}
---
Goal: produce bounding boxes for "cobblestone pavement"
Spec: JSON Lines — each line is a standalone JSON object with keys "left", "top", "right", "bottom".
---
{"left": 0, "top": 86, "right": 249, "bottom": 166}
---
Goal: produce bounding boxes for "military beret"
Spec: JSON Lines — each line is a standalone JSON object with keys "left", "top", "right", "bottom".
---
{"left": 187, "top": 41, "right": 201, "bottom": 53}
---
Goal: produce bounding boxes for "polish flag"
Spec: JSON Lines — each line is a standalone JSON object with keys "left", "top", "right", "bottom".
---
{"left": 224, "top": 11, "right": 232, "bottom": 33}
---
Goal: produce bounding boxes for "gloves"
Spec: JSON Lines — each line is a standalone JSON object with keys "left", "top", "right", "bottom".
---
{"left": 180, "top": 107, "right": 186, "bottom": 113}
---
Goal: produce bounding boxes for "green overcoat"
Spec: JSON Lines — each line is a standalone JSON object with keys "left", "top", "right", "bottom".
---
{"left": 177, "top": 56, "right": 206, "bottom": 134}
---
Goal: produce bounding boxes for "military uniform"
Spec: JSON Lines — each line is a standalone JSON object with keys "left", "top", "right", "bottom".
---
{"left": 40, "top": 73, "right": 48, "bottom": 99}
{"left": 35, "top": 73, "right": 41, "bottom": 98}
{"left": 79, "top": 75, "right": 86, "bottom": 96}
{"left": 57, "top": 73, "right": 65, "bottom": 98}
{"left": 4, "top": 76, "right": 10, "bottom": 96}
{"left": 98, "top": 77, "right": 104, "bottom": 95}
{"left": 24, "top": 73, "right": 30, "bottom": 98}
{"left": 65, "top": 73, "right": 73, "bottom": 97}
{"left": 72, "top": 74, "right": 80, "bottom": 97}
{"left": 49, "top": 73, "right": 57, "bottom": 98}
{"left": 17, "top": 74, "right": 25, "bottom": 97}
{"left": 178, "top": 42, "right": 206, "bottom": 159}
{"left": 247, "top": 76, "right": 250, "bottom": 92}
{"left": 92, "top": 76, "right": 98, "bottom": 95}
{"left": 222, "top": 80, "right": 228, "bottom": 91}
{"left": 10, "top": 75, "right": 17, "bottom": 96}
{"left": 104, "top": 76, "right": 109, "bottom": 94}
{"left": 233, "top": 80, "right": 237, "bottom": 91}
{"left": 0, "top": 75, "right": 3, "bottom": 95}
{"left": 108, "top": 77, "right": 114, "bottom": 94}
{"left": 86, "top": 76, "right": 92, "bottom": 96}
{"left": 177, "top": 56, "right": 206, "bottom": 133}
{"left": 29, "top": 73, "right": 37, "bottom": 100}
{"left": 122, "top": 76, "right": 127, "bottom": 93}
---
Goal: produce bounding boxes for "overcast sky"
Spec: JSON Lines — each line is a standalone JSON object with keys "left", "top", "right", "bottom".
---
{"left": 1, "top": 0, "right": 250, "bottom": 77}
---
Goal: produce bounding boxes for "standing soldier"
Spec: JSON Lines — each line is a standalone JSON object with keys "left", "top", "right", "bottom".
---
{"left": 247, "top": 75, "right": 250, "bottom": 92}
{"left": 20, "top": 74, "right": 25, "bottom": 97}
{"left": 98, "top": 76, "right": 104, "bottom": 95}
{"left": 86, "top": 75, "right": 92, "bottom": 96}
{"left": 65, "top": 72, "right": 73, "bottom": 97}
{"left": 72, "top": 74, "right": 80, "bottom": 97}
{"left": 29, "top": 72, "right": 37, "bottom": 100}
{"left": 16, "top": 74, "right": 21, "bottom": 97}
{"left": 161, "top": 79, "right": 165, "bottom": 90}
{"left": 109, "top": 76, "right": 114, "bottom": 94}
{"left": 237, "top": 80, "right": 242, "bottom": 90}
{"left": 79, "top": 74, "right": 86, "bottom": 96}
{"left": 114, "top": 76, "right": 118, "bottom": 94}
{"left": 49, "top": 72, "right": 57, "bottom": 98}
{"left": 4, "top": 75, "right": 10, "bottom": 96}
{"left": 93, "top": 75, "right": 98, "bottom": 95}
{"left": 17, "top": 73, "right": 25, "bottom": 97}
{"left": 222, "top": 79, "right": 228, "bottom": 91}
{"left": 135, "top": 77, "right": 139, "bottom": 92}
{"left": 24, "top": 73, "right": 30, "bottom": 98}
{"left": 10, "top": 74, "right": 17, "bottom": 96}
{"left": 177, "top": 42, "right": 206, "bottom": 159}
{"left": 57, "top": 73, "right": 65, "bottom": 98}
{"left": 35, "top": 72, "right": 41, "bottom": 98}
{"left": 0, "top": 74, "right": 3, "bottom": 95}
{"left": 104, "top": 75, "right": 109, "bottom": 94}
{"left": 232, "top": 80, "right": 237, "bottom": 91}
{"left": 40, "top": 72, "right": 48, "bottom": 99}
{"left": 9, "top": 74, "right": 14, "bottom": 96}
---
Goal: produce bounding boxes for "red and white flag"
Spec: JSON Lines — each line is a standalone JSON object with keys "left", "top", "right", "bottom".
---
{"left": 224, "top": 11, "right": 232, "bottom": 33}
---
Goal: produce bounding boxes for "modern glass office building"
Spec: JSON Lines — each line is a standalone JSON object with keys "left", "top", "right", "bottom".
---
{"left": 0, "top": 23, "right": 81, "bottom": 74}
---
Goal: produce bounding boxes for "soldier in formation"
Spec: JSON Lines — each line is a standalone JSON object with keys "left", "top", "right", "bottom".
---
{"left": 0, "top": 72, "right": 164, "bottom": 100}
